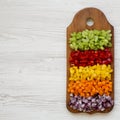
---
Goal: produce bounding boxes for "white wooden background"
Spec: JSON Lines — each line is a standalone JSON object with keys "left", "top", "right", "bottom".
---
{"left": 0, "top": 0, "right": 120, "bottom": 120}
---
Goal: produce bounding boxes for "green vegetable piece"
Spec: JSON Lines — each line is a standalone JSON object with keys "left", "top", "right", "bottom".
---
{"left": 71, "top": 32, "right": 76, "bottom": 37}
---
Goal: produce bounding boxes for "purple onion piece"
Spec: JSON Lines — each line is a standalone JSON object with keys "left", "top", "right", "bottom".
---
{"left": 88, "top": 96, "right": 92, "bottom": 100}
{"left": 70, "top": 105, "right": 73, "bottom": 108}
{"left": 87, "top": 102, "right": 92, "bottom": 107}
{"left": 78, "top": 100, "right": 82, "bottom": 105}
{"left": 83, "top": 99, "right": 88, "bottom": 103}
{"left": 101, "top": 98, "right": 106, "bottom": 103}
{"left": 92, "top": 103, "right": 97, "bottom": 107}
{"left": 102, "top": 102, "right": 105, "bottom": 107}
{"left": 106, "top": 102, "right": 111, "bottom": 108}
{"left": 81, "top": 103, "right": 85, "bottom": 108}
{"left": 78, "top": 107, "right": 83, "bottom": 112}
{"left": 96, "top": 99, "right": 100, "bottom": 103}
{"left": 70, "top": 98, "right": 76, "bottom": 104}
{"left": 110, "top": 100, "right": 114, "bottom": 106}
{"left": 98, "top": 105, "right": 102, "bottom": 110}
{"left": 101, "top": 107, "right": 105, "bottom": 111}
{"left": 70, "top": 93, "right": 73, "bottom": 97}
{"left": 91, "top": 98, "right": 96, "bottom": 103}
{"left": 73, "top": 106, "right": 77, "bottom": 110}
{"left": 105, "top": 96, "right": 111, "bottom": 100}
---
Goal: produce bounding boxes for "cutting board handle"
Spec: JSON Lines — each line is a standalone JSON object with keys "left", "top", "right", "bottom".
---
{"left": 67, "top": 7, "right": 113, "bottom": 32}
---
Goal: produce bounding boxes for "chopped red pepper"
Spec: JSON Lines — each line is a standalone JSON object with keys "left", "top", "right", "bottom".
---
{"left": 69, "top": 48, "right": 112, "bottom": 66}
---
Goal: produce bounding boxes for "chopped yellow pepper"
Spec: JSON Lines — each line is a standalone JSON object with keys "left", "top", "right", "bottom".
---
{"left": 69, "top": 64, "right": 113, "bottom": 81}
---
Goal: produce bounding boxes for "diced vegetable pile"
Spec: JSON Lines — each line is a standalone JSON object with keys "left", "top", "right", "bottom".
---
{"left": 68, "top": 29, "right": 114, "bottom": 112}
{"left": 69, "top": 30, "right": 112, "bottom": 50}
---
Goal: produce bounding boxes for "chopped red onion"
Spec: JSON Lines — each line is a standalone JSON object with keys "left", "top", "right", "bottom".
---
{"left": 69, "top": 94, "right": 113, "bottom": 112}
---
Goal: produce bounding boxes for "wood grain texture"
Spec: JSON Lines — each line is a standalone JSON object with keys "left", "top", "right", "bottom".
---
{"left": 66, "top": 7, "right": 114, "bottom": 113}
{"left": 0, "top": 0, "right": 119, "bottom": 120}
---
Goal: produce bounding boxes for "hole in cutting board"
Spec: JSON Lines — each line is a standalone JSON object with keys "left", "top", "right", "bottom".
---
{"left": 86, "top": 18, "right": 94, "bottom": 26}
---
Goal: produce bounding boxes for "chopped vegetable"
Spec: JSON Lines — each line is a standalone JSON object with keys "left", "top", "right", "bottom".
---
{"left": 69, "top": 64, "right": 113, "bottom": 81}
{"left": 69, "top": 29, "right": 112, "bottom": 51}
{"left": 70, "top": 48, "right": 112, "bottom": 67}
{"left": 68, "top": 80, "right": 112, "bottom": 97}
{"left": 69, "top": 94, "right": 114, "bottom": 112}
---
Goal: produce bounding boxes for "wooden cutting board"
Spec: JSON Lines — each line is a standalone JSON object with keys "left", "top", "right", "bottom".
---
{"left": 66, "top": 7, "right": 114, "bottom": 113}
